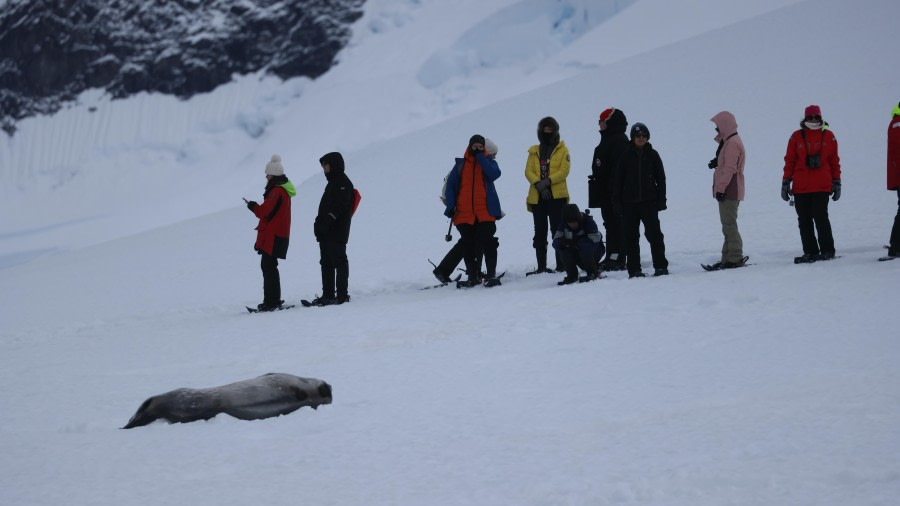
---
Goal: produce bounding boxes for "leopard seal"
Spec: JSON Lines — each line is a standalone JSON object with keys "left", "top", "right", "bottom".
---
{"left": 122, "top": 373, "right": 332, "bottom": 429}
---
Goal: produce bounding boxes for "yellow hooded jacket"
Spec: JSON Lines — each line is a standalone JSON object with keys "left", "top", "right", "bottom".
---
{"left": 524, "top": 141, "right": 571, "bottom": 211}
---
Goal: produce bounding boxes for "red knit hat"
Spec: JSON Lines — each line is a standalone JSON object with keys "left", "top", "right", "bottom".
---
{"left": 804, "top": 105, "right": 822, "bottom": 118}
{"left": 599, "top": 108, "right": 615, "bottom": 122}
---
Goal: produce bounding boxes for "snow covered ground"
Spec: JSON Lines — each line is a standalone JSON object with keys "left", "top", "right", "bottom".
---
{"left": 2, "top": 0, "right": 899, "bottom": 504}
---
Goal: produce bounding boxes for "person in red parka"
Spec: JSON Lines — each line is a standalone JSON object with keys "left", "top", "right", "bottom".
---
{"left": 887, "top": 102, "right": 900, "bottom": 257}
{"left": 246, "top": 154, "right": 296, "bottom": 311}
{"left": 781, "top": 105, "right": 841, "bottom": 263}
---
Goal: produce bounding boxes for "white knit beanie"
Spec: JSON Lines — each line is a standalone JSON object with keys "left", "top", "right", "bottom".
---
{"left": 265, "top": 154, "right": 284, "bottom": 176}
{"left": 484, "top": 137, "right": 499, "bottom": 156}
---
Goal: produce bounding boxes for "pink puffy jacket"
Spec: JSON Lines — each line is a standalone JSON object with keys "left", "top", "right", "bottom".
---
{"left": 711, "top": 111, "right": 745, "bottom": 200}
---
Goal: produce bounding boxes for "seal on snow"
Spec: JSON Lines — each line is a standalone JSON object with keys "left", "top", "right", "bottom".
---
{"left": 122, "top": 373, "right": 332, "bottom": 429}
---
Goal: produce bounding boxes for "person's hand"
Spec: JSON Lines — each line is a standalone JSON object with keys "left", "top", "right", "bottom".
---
{"left": 831, "top": 180, "right": 841, "bottom": 201}
{"left": 781, "top": 179, "right": 792, "bottom": 202}
{"left": 715, "top": 192, "right": 726, "bottom": 202}
{"left": 658, "top": 200, "right": 668, "bottom": 210}
{"left": 534, "top": 178, "right": 551, "bottom": 192}
{"left": 246, "top": 200, "right": 258, "bottom": 211}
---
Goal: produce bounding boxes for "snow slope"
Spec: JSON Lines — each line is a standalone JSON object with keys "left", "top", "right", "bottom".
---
{"left": 2, "top": 0, "right": 900, "bottom": 505}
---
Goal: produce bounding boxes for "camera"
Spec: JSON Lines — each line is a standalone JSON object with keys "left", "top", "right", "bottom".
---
{"left": 708, "top": 158, "right": 718, "bottom": 169}
{"left": 806, "top": 154, "right": 821, "bottom": 169}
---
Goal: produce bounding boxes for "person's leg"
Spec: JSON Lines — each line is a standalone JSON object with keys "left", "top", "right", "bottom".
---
{"left": 556, "top": 246, "right": 577, "bottom": 280}
{"left": 600, "top": 204, "right": 625, "bottom": 267}
{"left": 477, "top": 222, "right": 498, "bottom": 278}
{"left": 548, "top": 198, "right": 567, "bottom": 271}
{"left": 793, "top": 193, "right": 819, "bottom": 255}
{"left": 622, "top": 204, "right": 642, "bottom": 274}
{"left": 532, "top": 202, "right": 550, "bottom": 270}
{"left": 811, "top": 192, "right": 835, "bottom": 256}
{"left": 319, "top": 242, "right": 335, "bottom": 298}
{"left": 719, "top": 200, "right": 743, "bottom": 263}
{"left": 260, "top": 253, "right": 281, "bottom": 305}
{"left": 890, "top": 189, "right": 900, "bottom": 255}
{"left": 456, "top": 224, "right": 479, "bottom": 283}
{"left": 640, "top": 202, "right": 668, "bottom": 270}
{"left": 330, "top": 242, "right": 349, "bottom": 300}
{"left": 436, "top": 237, "right": 466, "bottom": 279}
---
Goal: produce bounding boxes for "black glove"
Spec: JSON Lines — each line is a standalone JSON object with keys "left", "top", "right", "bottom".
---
{"left": 658, "top": 200, "right": 668, "bottom": 210}
{"left": 708, "top": 158, "right": 718, "bottom": 169}
{"left": 831, "top": 180, "right": 841, "bottom": 201}
{"left": 715, "top": 192, "right": 726, "bottom": 202}
{"left": 246, "top": 200, "right": 258, "bottom": 211}
{"left": 535, "top": 178, "right": 552, "bottom": 200}
{"left": 781, "top": 179, "right": 792, "bottom": 202}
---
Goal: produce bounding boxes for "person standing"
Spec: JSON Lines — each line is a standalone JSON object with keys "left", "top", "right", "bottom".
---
{"left": 589, "top": 107, "right": 629, "bottom": 271}
{"left": 246, "top": 154, "right": 296, "bottom": 311}
{"left": 781, "top": 105, "right": 841, "bottom": 263}
{"left": 612, "top": 122, "right": 669, "bottom": 278}
{"left": 434, "top": 137, "right": 502, "bottom": 286}
{"left": 553, "top": 203, "right": 605, "bottom": 285}
{"left": 886, "top": 102, "right": 900, "bottom": 258}
{"left": 708, "top": 111, "right": 747, "bottom": 269}
{"left": 526, "top": 116, "right": 570, "bottom": 274}
{"left": 309, "top": 152, "right": 355, "bottom": 306}
{"left": 435, "top": 135, "right": 503, "bottom": 287}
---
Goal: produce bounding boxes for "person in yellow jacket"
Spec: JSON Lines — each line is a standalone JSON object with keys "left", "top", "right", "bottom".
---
{"left": 525, "top": 116, "right": 571, "bottom": 274}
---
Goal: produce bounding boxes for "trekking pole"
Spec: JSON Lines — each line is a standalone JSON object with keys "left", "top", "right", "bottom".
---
{"left": 445, "top": 219, "right": 453, "bottom": 242}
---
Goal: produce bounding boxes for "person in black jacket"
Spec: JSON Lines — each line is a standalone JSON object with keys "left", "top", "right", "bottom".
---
{"left": 552, "top": 203, "right": 606, "bottom": 285}
{"left": 309, "top": 152, "right": 355, "bottom": 306}
{"left": 589, "top": 107, "right": 629, "bottom": 271}
{"left": 611, "top": 123, "right": 669, "bottom": 278}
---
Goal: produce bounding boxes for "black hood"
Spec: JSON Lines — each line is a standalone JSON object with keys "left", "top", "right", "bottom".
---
{"left": 319, "top": 152, "right": 345, "bottom": 175}
{"left": 537, "top": 116, "right": 560, "bottom": 145}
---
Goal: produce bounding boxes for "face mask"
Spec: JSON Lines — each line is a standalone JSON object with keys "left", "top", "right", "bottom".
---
{"left": 804, "top": 121, "right": 823, "bottom": 130}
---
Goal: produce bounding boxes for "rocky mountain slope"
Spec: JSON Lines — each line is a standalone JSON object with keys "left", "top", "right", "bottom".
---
{"left": 0, "top": 0, "right": 365, "bottom": 134}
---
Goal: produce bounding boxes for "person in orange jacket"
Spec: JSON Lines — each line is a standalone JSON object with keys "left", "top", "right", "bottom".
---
{"left": 246, "top": 154, "right": 296, "bottom": 311}
{"left": 886, "top": 102, "right": 900, "bottom": 257}
{"left": 435, "top": 135, "right": 503, "bottom": 287}
{"left": 781, "top": 105, "right": 841, "bottom": 263}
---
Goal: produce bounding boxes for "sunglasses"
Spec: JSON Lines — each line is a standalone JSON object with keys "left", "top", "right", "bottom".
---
{"left": 633, "top": 133, "right": 648, "bottom": 139}
{"left": 805, "top": 115, "right": 822, "bottom": 122}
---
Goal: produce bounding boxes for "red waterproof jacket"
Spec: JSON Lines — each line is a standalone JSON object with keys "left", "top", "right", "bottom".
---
{"left": 253, "top": 180, "right": 296, "bottom": 258}
{"left": 889, "top": 107, "right": 900, "bottom": 190}
{"left": 783, "top": 126, "right": 840, "bottom": 194}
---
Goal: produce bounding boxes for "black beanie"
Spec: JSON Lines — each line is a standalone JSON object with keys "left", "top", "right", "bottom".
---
{"left": 630, "top": 123, "right": 650, "bottom": 140}
{"left": 468, "top": 134, "right": 485, "bottom": 149}
{"left": 563, "top": 203, "right": 581, "bottom": 223}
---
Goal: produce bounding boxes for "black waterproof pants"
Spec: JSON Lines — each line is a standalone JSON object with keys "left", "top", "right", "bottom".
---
{"left": 560, "top": 245, "right": 600, "bottom": 278}
{"left": 600, "top": 203, "right": 625, "bottom": 262}
{"left": 260, "top": 252, "right": 281, "bottom": 305}
{"left": 890, "top": 189, "right": 900, "bottom": 253}
{"left": 793, "top": 192, "right": 835, "bottom": 256}
{"left": 622, "top": 201, "right": 668, "bottom": 274}
{"left": 532, "top": 197, "right": 566, "bottom": 269}
{"left": 319, "top": 240, "right": 349, "bottom": 299}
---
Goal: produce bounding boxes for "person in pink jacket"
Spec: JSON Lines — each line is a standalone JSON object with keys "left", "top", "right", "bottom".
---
{"left": 708, "top": 111, "right": 746, "bottom": 269}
